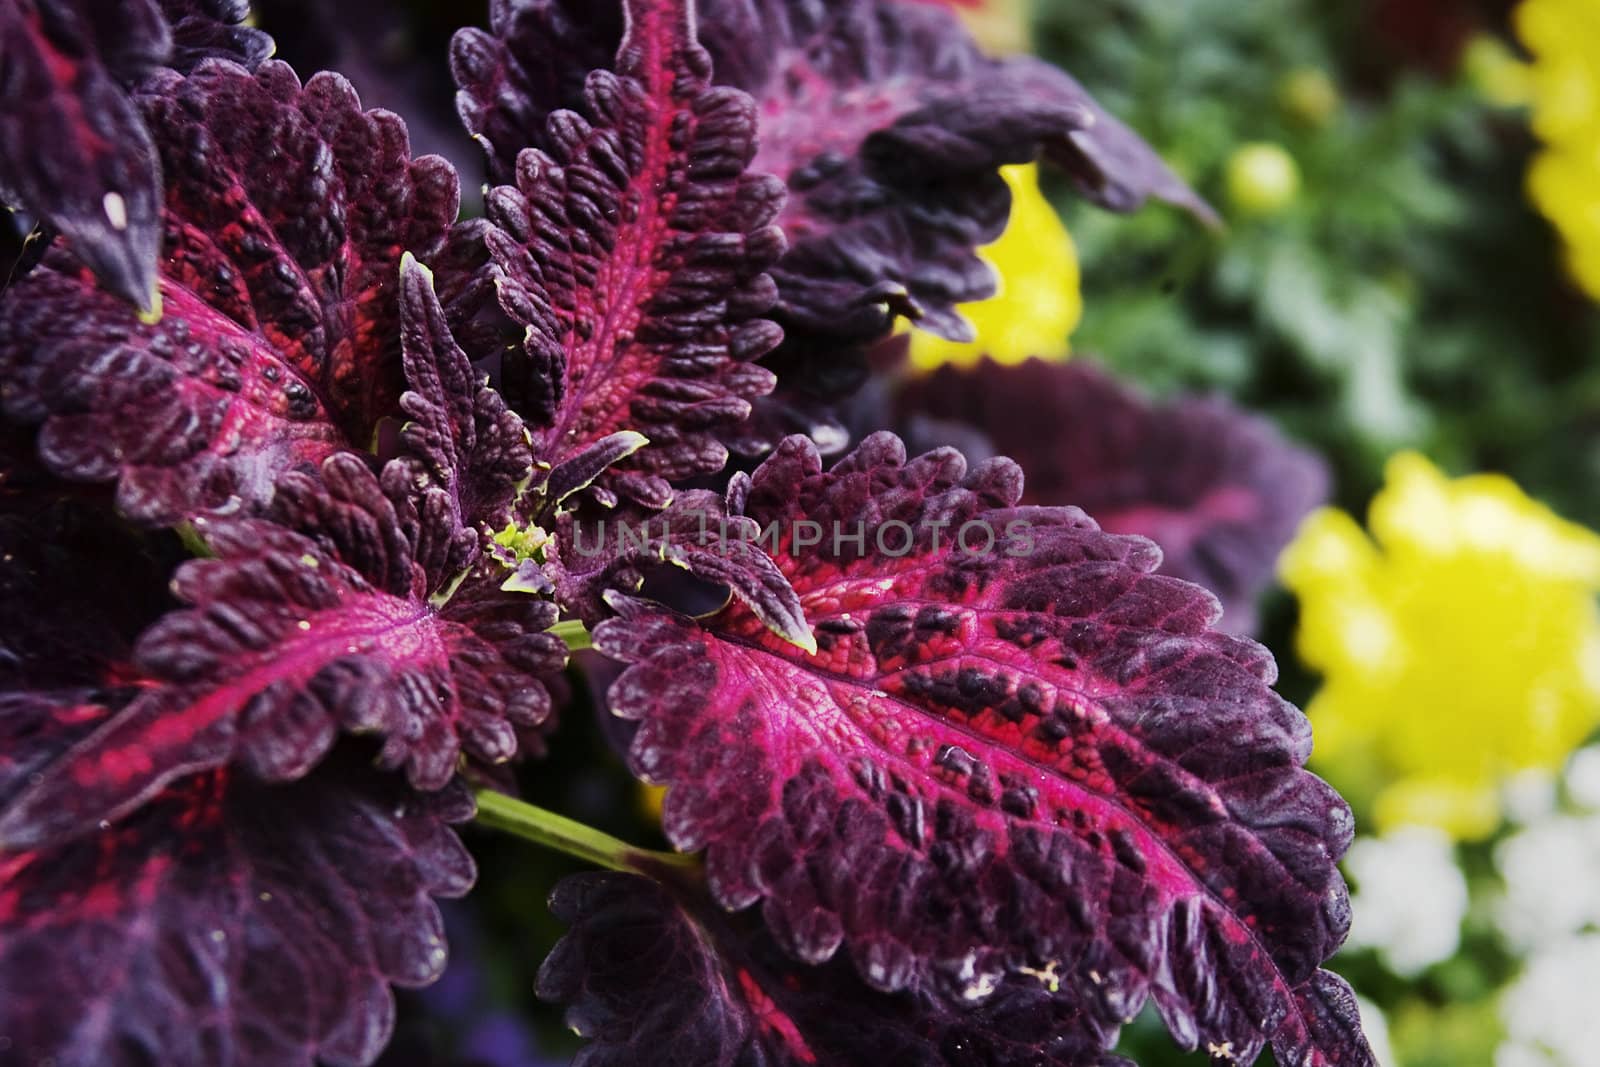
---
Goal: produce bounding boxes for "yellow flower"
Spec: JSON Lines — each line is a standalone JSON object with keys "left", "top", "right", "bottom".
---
{"left": 1281, "top": 452, "right": 1600, "bottom": 839}
{"left": 907, "top": 163, "right": 1082, "bottom": 371}
{"left": 1516, "top": 0, "right": 1600, "bottom": 298}
{"left": 947, "top": 0, "right": 1032, "bottom": 55}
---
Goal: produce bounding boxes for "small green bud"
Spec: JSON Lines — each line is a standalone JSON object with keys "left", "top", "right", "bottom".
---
{"left": 1225, "top": 143, "right": 1301, "bottom": 217}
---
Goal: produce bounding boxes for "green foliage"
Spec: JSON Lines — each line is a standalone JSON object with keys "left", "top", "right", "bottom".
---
{"left": 1038, "top": 0, "right": 1600, "bottom": 526}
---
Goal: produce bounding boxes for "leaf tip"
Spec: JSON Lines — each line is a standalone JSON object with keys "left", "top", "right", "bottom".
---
{"left": 399, "top": 250, "right": 435, "bottom": 285}
{"left": 613, "top": 430, "right": 650, "bottom": 455}
{"left": 784, "top": 625, "right": 818, "bottom": 656}
{"left": 135, "top": 284, "right": 164, "bottom": 326}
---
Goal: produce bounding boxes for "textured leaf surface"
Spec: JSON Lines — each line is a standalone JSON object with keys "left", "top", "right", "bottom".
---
{"left": 455, "top": 0, "right": 1209, "bottom": 377}
{"left": 595, "top": 433, "right": 1371, "bottom": 1066}
{"left": 896, "top": 359, "right": 1330, "bottom": 634}
{"left": 0, "top": 478, "right": 483, "bottom": 1067}
{"left": 704, "top": 0, "right": 1215, "bottom": 414}
{"left": 0, "top": 0, "right": 167, "bottom": 310}
{"left": 161, "top": 0, "right": 274, "bottom": 71}
{"left": 459, "top": 0, "right": 785, "bottom": 503}
{"left": 539, "top": 870, "right": 1131, "bottom": 1067}
{"left": 250, "top": 0, "right": 485, "bottom": 183}
{"left": 0, "top": 718, "right": 475, "bottom": 1067}
{"left": 451, "top": 0, "right": 619, "bottom": 184}
{"left": 700, "top": 0, "right": 1213, "bottom": 345}
{"left": 0, "top": 453, "right": 563, "bottom": 850}
{"left": 0, "top": 0, "right": 272, "bottom": 310}
{"left": 0, "top": 60, "right": 460, "bottom": 524}
{"left": 396, "top": 255, "right": 533, "bottom": 535}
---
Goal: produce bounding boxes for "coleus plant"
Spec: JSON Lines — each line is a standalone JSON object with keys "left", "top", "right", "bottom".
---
{"left": 0, "top": 0, "right": 1370, "bottom": 1064}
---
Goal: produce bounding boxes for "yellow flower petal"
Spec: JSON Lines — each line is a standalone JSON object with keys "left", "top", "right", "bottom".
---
{"left": 948, "top": 0, "right": 1032, "bottom": 55}
{"left": 1281, "top": 452, "right": 1600, "bottom": 839}
{"left": 1516, "top": 0, "right": 1600, "bottom": 299}
{"left": 907, "top": 163, "right": 1082, "bottom": 371}
{"left": 1376, "top": 780, "right": 1503, "bottom": 842}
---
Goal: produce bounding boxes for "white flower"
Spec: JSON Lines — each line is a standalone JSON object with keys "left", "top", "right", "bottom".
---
{"left": 1344, "top": 826, "right": 1469, "bottom": 975}
{"left": 1566, "top": 745, "right": 1600, "bottom": 810}
{"left": 1496, "top": 933, "right": 1600, "bottom": 1067}
{"left": 1496, "top": 813, "right": 1600, "bottom": 952}
{"left": 1504, "top": 768, "right": 1559, "bottom": 825}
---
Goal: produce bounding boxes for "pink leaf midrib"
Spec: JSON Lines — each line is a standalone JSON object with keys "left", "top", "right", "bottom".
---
{"left": 547, "top": 3, "right": 688, "bottom": 451}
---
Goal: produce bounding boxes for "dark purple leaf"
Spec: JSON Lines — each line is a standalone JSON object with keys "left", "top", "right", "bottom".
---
{"left": 50, "top": 0, "right": 173, "bottom": 81}
{"left": 701, "top": 0, "right": 1214, "bottom": 345}
{"left": 705, "top": 0, "right": 1219, "bottom": 418}
{"left": 396, "top": 254, "right": 534, "bottom": 535}
{"left": 0, "top": 265, "right": 350, "bottom": 522}
{"left": 896, "top": 359, "right": 1330, "bottom": 634}
{"left": 0, "top": 60, "right": 460, "bottom": 524}
{"left": 455, "top": 0, "right": 1210, "bottom": 401}
{"left": 256, "top": 0, "right": 479, "bottom": 180}
{"left": 451, "top": 0, "right": 621, "bottom": 181}
{"left": 0, "top": 0, "right": 167, "bottom": 311}
{"left": 459, "top": 0, "right": 787, "bottom": 504}
{"left": 593, "top": 432, "right": 1371, "bottom": 1066}
{"left": 0, "top": 490, "right": 182, "bottom": 692}
{"left": 0, "top": 453, "right": 565, "bottom": 849}
{"left": 543, "top": 431, "right": 650, "bottom": 508}
{"left": 0, "top": 471, "right": 492, "bottom": 1067}
{"left": 0, "top": 0, "right": 271, "bottom": 311}
{"left": 540, "top": 870, "right": 1132, "bottom": 1067}
{"left": 161, "top": 0, "right": 276, "bottom": 72}
{"left": 0, "top": 703, "right": 475, "bottom": 1067}
{"left": 723, "top": 388, "right": 852, "bottom": 460}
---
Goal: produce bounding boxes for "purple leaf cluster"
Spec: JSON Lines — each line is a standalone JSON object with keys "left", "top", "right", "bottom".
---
{"left": 0, "top": 1, "right": 1369, "bottom": 1066}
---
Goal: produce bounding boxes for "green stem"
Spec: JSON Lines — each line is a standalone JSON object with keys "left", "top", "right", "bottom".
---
{"left": 174, "top": 519, "right": 214, "bottom": 559}
{"left": 547, "top": 618, "right": 593, "bottom": 652}
{"left": 472, "top": 789, "right": 696, "bottom": 877}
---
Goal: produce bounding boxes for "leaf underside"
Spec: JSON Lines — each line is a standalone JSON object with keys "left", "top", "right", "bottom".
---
{"left": 540, "top": 869, "right": 1134, "bottom": 1067}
